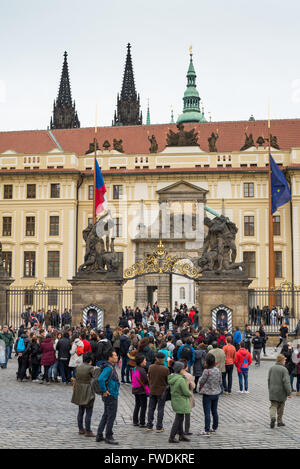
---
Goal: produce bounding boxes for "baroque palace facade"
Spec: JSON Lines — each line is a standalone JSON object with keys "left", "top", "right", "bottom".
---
{"left": 0, "top": 46, "right": 300, "bottom": 309}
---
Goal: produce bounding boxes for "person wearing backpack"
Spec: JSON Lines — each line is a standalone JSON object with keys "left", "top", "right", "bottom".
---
{"left": 69, "top": 335, "right": 85, "bottom": 380}
{"left": 15, "top": 330, "right": 31, "bottom": 381}
{"left": 177, "top": 338, "right": 195, "bottom": 372}
{"left": 234, "top": 341, "right": 252, "bottom": 393}
{"left": 96, "top": 349, "right": 120, "bottom": 445}
{"left": 71, "top": 352, "right": 96, "bottom": 437}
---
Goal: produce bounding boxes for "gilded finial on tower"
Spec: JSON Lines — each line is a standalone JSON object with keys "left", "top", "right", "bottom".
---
{"left": 189, "top": 45, "right": 193, "bottom": 56}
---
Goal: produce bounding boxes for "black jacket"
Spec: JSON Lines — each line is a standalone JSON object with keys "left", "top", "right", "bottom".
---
{"left": 96, "top": 339, "right": 112, "bottom": 362}
{"left": 252, "top": 336, "right": 263, "bottom": 350}
{"left": 29, "top": 342, "right": 41, "bottom": 366}
{"left": 135, "top": 312, "right": 143, "bottom": 324}
{"left": 119, "top": 317, "right": 129, "bottom": 328}
{"left": 120, "top": 335, "right": 131, "bottom": 357}
{"left": 139, "top": 345, "right": 155, "bottom": 370}
{"left": 56, "top": 337, "right": 71, "bottom": 360}
{"left": 89, "top": 338, "right": 98, "bottom": 365}
{"left": 105, "top": 327, "right": 113, "bottom": 342}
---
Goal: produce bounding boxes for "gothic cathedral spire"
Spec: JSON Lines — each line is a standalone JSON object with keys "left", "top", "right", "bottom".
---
{"left": 113, "top": 43, "right": 142, "bottom": 126}
{"left": 50, "top": 51, "right": 80, "bottom": 129}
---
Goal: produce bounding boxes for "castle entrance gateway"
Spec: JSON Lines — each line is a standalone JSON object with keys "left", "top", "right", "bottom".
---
{"left": 124, "top": 240, "right": 202, "bottom": 312}
{"left": 67, "top": 173, "right": 251, "bottom": 328}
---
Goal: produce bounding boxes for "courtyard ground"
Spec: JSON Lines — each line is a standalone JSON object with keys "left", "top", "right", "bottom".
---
{"left": 0, "top": 351, "right": 299, "bottom": 450}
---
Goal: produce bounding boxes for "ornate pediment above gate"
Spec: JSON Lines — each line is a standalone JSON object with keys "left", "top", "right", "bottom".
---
{"left": 123, "top": 240, "right": 202, "bottom": 281}
{"left": 157, "top": 180, "right": 208, "bottom": 202}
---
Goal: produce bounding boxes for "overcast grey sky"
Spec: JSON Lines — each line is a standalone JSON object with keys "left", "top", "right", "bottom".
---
{"left": 0, "top": 0, "right": 300, "bottom": 131}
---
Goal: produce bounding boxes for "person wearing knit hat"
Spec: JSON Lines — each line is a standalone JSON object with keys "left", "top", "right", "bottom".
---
{"left": 173, "top": 361, "right": 184, "bottom": 374}
{"left": 167, "top": 362, "right": 192, "bottom": 443}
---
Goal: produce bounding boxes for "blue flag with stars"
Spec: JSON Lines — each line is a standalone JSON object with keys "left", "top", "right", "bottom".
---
{"left": 270, "top": 155, "right": 291, "bottom": 214}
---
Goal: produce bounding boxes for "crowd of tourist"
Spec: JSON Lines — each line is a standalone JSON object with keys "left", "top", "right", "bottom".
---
{"left": 248, "top": 305, "right": 291, "bottom": 326}
{"left": 0, "top": 301, "right": 299, "bottom": 445}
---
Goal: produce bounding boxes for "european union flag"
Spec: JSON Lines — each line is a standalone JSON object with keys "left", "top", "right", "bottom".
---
{"left": 270, "top": 155, "right": 291, "bottom": 214}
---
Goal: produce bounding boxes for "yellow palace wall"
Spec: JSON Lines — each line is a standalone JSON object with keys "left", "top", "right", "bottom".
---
{"left": 0, "top": 145, "right": 299, "bottom": 308}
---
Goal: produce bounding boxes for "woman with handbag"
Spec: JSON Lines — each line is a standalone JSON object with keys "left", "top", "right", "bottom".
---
{"left": 199, "top": 353, "right": 222, "bottom": 436}
{"left": 131, "top": 353, "right": 149, "bottom": 427}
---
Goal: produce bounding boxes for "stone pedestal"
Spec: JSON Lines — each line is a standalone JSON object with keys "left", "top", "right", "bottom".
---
{"left": 0, "top": 276, "right": 14, "bottom": 327}
{"left": 196, "top": 274, "right": 252, "bottom": 330}
{"left": 69, "top": 253, "right": 124, "bottom": 328}
{"left": 69, "top": 277, "right": 123, "bottom": 328}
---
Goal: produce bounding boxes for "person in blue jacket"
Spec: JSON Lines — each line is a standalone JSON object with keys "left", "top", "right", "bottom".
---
{"left": 233, "top": 327, "right": 242, "bottom": 350}
{"left": 177, "top": 338, "right": 195, "bottom": 372}
{"left": 96, "top": 349, "right": 120, "bottom": 445}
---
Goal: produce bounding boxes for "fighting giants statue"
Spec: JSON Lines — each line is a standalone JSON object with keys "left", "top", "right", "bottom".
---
{"left": 198, "top": 215, "right": 244, "bottom": 274}
{"left": 78, "top": 211, "right": 119, "bottom": 274}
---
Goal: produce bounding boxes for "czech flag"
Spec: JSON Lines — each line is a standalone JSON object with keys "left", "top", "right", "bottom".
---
{"left": 95, "top": 158, "right": 108, "bottom": 217}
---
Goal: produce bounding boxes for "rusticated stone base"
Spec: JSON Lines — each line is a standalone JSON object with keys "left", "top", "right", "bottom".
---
{"left": 68, "top": 278, "right": 123, "bottom": 328}
{"left": 196, "top": 277, "right": 252, "bottom": 330}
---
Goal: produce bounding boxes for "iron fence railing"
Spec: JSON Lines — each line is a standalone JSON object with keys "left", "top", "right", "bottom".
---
{"left": 248, "top": 284, "right": 300, "bottom": 334}
{"left": 6, "top": 286, "right": 72, "bottom": 328}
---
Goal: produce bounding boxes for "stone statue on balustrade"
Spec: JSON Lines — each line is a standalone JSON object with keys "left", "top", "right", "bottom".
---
{"left": 166, "top": 123, "right": 198, "bottom": 146}
{"left": 197, "top": 215, "right": 245, "bottom": 275}
{"left": 0, "top": 242, "right": 9, "bottom": 278}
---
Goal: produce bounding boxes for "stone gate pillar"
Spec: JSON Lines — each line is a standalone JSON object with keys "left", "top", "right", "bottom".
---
{"left": 69, "top": 277, "right": 123, "bottom": 328}
{"left": 69, "top": 253, "right": 124, "bottom": 329}
{"left": 196, "top": 274, "right": 252, "bottom": 330}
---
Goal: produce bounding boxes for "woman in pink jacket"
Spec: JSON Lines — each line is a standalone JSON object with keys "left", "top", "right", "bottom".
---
{"left": 131, "top": 353, "right": 149, "bottom": 427}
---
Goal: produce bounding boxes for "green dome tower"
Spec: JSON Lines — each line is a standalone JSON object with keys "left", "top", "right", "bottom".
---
{"left": 177, "top": 47, "right": 207, "bottom": 124}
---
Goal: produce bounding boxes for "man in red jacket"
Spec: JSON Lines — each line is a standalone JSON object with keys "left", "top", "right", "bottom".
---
{"left": 80, "top": 332, "right": 92, "bottom": 353}
{"left": 188, "top": 308, "right": 196, "bottom": 323}
{"left": 234, "top": 341, "right": 252, "bottom": 393}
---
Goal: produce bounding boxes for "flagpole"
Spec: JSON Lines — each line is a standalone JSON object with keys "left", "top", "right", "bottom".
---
{"left": 268, "top": 102, "right": 275, "bottom": 308}
{"left": 93, "top": 108, "right": 98, "bottom": 224}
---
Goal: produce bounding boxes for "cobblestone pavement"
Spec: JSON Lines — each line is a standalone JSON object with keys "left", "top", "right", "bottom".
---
{"left": 0, "top": 353, "right": 299, "bottom": 449}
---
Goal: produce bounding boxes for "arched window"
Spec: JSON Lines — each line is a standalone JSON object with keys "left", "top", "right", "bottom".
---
{"left": 180, "top": 287, "right": 185, "bottom": 300}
